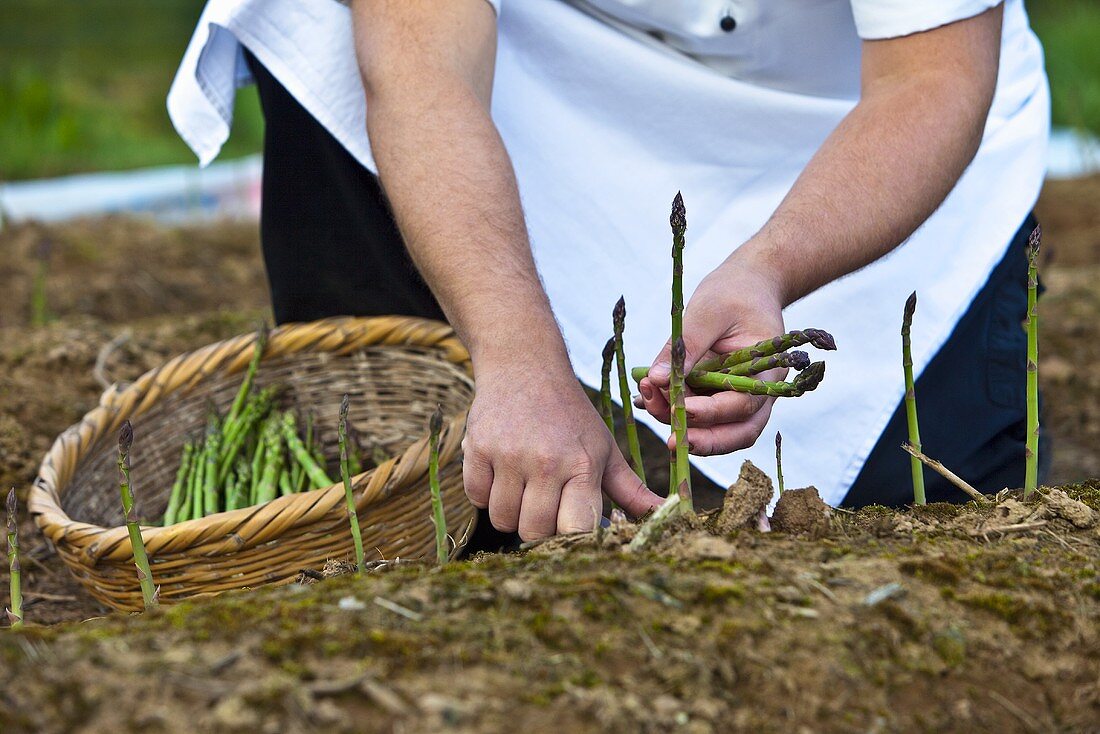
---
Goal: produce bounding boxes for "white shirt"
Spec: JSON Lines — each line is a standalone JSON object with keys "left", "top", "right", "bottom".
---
{"left": 168, "top": 0, "right": 1049, "bottom": 505}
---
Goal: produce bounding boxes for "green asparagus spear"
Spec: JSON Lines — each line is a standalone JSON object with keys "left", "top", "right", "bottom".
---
{"left": 599, "top": 337, "right": 615, "bottom": 435}
{"left": 225, "top": 323, "right": 268, "bottom": 428}
{"left": 118, "top": 421, "right": 157, "bottom": 609}
{"left": 775, "top": 432, "right": 784, "bottom": 494}
{"left": 163, "top": 441, "right": 193, "bottom": 526}
{"left": 189, "top": 438, "right": 206, "bottom": 521}
{"left": 6, "top": 488, "right": 22, "bottom": 629}
{"left": 670, "top": 337, "right": 692, "bottom": 511}
{"left": 657, "top": 362, "right": 825, "bottom": 397}
{"left": 281, "top": 412, "right": 334, "bottom": 488}
{"left": 202, "top": 421, "right": 222, "bottom": 516}
{"left": 1024, "top": 225, "right": 1041, "bottom": 497}
{"left": 722, "top": 350, "right": 810, "bottom": 377}
{"left": 901, "top": 292, "right": 925, "bottom": 505}
{"left": 428, "top": 406, "right": 448, "bottom": 565}
{"left": 338, "top": 395, "right": 366, "bottom": 571}
{"left": 254, "top": 418, "right": 284, "bottom": 505}
{"left": 613, "top": 297, "right": 646, "bottom": 484}
{"left": 227, "top": 459, "right": 250, "bottom": 511}
{"left": 692, "top": 329, "right": 836, "bottom": 374}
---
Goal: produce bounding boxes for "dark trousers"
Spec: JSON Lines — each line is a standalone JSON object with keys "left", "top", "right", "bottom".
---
{"left": 245, "top": 51, "right": 1047, "bottom": 516}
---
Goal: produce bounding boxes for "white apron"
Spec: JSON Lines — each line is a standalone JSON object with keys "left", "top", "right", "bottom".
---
{"left": 168, "top": 0, "right": 1049, "bottom": 504}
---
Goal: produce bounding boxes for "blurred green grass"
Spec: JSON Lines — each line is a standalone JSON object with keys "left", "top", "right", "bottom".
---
{"left": 0, "top": 0, "right": 1097, "bottom": 181}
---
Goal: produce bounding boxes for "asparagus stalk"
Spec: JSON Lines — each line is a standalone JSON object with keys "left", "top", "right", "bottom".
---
{"left": 202, "top": 420, "right": 223, "bottom": 516}
{"left": 670, "top": 337, "right": 692, "bottom": 511}
{"left": 670, "top": 192, "right": 686, "bottom": 354}
{"left": 680, "top": 363, "right": 825, "bottom": 397}
{"left": 281, "top": 412, "right": 334, "bottom": 488}
{"left": 775, "top": 432, "right": 784, "bottom": 494}
{"left": 723, "top": 350, "right": 810, "bottom": 377}
{"left": 6, "top": 488, "right": 22, "bottom": 629}
{"left": 227, "top": 459, "right": 250, "bottom": 511}
{"left": 163, "top": 441, "right": 193, "bottom": 526}
{"left": 613, "top": 297, "right": 646, "bottom": 483}
{"left": 189, "top": 438, "right": 206, "bottom": 520}
{"left": 118, "top": 421, "right": 157, "bottom": 609}
{"left": 254, "top": 417, "right": 284, "bottom": 505}
{"left": 338, "top": 395, "right": 366, "bottom": 572}
{"left": 1024, "top": 224, "right": 1041, "bottom": 497}
{"left": 902, "top": 292, "right": 925, "bottom": 505}
{"left": 177, "top": 442, "right": 195, "bottom": 522}
{"left": 692, "top": 329, "right": 837, "bottom": 374}
{"left": 278, "top": 468, "right": 293, "bottom": 497}
{"left": 225, "top": 323, "right": 268, "bottom": 428}
{"left": 599, "top": 337, "right": 615, "bottom": 435}
{"left": 428, "top": 406, "right": 448, "bottom": 565}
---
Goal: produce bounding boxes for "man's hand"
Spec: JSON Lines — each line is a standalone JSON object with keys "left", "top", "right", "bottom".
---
{"left": 465, "top": 360, "right": 661, "bottom": 540}
{"left": 638, "top": 254, "right": 785, "bottom": 456}
{"left": 352, "top": 0, "right": 661, "bottom": 537}
{"left": 639, "top": 5, "right": 1004, "bottom": 456}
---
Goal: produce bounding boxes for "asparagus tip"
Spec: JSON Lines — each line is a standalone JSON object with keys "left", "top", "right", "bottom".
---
{"left": 788, "top": 350, "right": 811, "bottom": 371}
{"left": 613, "top": 295, "right": 626, "bottom": 327}
{"left": 602, "top": 337, "right": 616, "bottom": 363}
{"left": 904, "top": 291, "right": 917, "bottom": 321}
{"left": 118, "top": 420, "right": 134, "bottom": 454}
{"left": 430, "top": 404, "right": 443, "bottom": 438}
{"left": 775, "top": 432, "right": 782, "bottom": 449}
{"left": 806, "top": 328, "right": 837, "bottom": 351}
{"left": 256, "top": 320, "right": 270, "bottom": 349}
{"left": 1027, "top": 223, "right": 1042, "bottom": 260}
{"left": 340, "top": 393, "right": 350, "bottom": 421}
{"left": 793, "top": 361, "right": 826, "bottom": 393}
{"left": 670, "top": 191, "right": 686, "bottom": 231}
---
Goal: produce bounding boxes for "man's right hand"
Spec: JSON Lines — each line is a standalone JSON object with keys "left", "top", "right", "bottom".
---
{"left": 464, "top": 358, "right": 662, "bottom": 541}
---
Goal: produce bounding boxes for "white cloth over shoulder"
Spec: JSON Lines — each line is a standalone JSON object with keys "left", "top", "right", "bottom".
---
{"left": 168, "top": 0, "right": 1049, "bottom": 505}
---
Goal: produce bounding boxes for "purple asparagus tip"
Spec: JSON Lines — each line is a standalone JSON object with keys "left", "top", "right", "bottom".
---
{"left": 602, "top": 337, "right": 615, "bottom": 363}
{"left": 793, "top": 362, "right": 826, "bottom": 393}
{"left": 775, "top": 432, "right": 782, "bottom": 450}
{"left": 6, "top": 488, "right": 15, "bottom": 527}
{"left": 788, "top": 350, "right": 811, "bottom": 371}
{"left": 806, "top": 329, "right": 837, "bottom": 351}
{"left": 340, "top": 394, "right": 350, "bottom": 421}
{"left": 118, "top": 420, "right": 134, "bottom": 454}
{"left": 1027, "top": 223, "right": 1041, "bottom": 259}
{"left": 430, "top": 404, "right": 443, "bottom": 438}
{"left": 613, "top": 296, "right": 626, "bottom": 329}
{"left": 904, "top": 292, "right": 917, "bottom": 322}
{"left": 670, "top": 192, "right": 686, "bottom": 232}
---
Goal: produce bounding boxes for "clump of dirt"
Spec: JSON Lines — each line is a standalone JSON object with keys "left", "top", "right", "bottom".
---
{"left": 713, "top": 460, "right": 772, "bottom": 533}
{"left": 770, "top": 485, "right": 831, "bottom": 535}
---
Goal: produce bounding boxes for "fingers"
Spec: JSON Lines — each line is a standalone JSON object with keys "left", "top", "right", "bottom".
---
{"left": 638, "top": 376, "right": 672, "bottom": 424}
{"left": 518, "top": 479, "right": 562, "bottom": 541}
{"left": 602, "top": 450, "right": 663, "bottom": 518}
{"left": 683, "top": 392, "right": 768, "bottom": 427}
{"left": 556, "top": 474, "right": 603, "bottom": 535}
{"left": 648, "top": 299, "right": 728, "bottom": 388}
{"left": 487, "top": 466, "right": 524, "bottom": 534}
{"left": 669, "top": 401, "right": 774, "bottom": 456}
{"left": 462, "top": 449, "right": 493, "bottom": 509}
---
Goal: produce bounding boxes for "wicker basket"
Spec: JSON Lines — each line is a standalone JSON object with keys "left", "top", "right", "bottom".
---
{"left": 28, "top": 316, "right": 477, "bottom": 612}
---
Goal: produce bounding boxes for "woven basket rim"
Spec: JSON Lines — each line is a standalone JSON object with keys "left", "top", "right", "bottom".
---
{"left": 28, "top": 315, "right": 472, "bottom": 557}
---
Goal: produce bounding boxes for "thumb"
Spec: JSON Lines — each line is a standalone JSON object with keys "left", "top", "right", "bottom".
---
{"left": 648, "top": 300, "right": 724, "bottom": 388}
{"left": 602, "top": 449, "right": 663, "bottom": 519}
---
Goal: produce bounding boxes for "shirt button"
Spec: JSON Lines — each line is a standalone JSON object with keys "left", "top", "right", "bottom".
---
{"left": 720, "top": 14, "right": 736, "bottom": 32}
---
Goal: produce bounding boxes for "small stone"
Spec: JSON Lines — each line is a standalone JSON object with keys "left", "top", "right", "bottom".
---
{"left": 337, "top": 596, "right": 366, "bottom": 611}
{"left": 500, "top": 579, "right": 533, "bottom": 601}
{"left": 1041, "top": 489, "right": 1097, "bottom": 529}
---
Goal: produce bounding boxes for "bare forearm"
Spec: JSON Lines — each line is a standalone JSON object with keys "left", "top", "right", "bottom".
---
{"left": 367, "top": 84, "right": 568, "bottom": 370}
{"left": 731, "top": 6, "right": 1002, "bottom": 306}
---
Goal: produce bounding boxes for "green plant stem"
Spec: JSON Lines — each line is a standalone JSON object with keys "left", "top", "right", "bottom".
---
{"left": 189, "top": 442, "right": 205, "bottom": 521}
{"left": 177, "top": 444, "right": 195, "bottom": 522}
{"left": 118, "top": 421, "right": 157, "bottom": 609}
{"left": 693, "top": 329, "right": 837, "bottom": 373}
{"left": 281, "top": 412, "right": 334, "bottom": 488}
{"left": 254, "top": 418, "right": 284, "bottom": 505}
{"left": 670, "top": 337, "right": 692, "bottom": 511}
{"left": 428, "top": 406, "right": 448, "bottom": 565}
{"left": 613, "top": 297, "right": 646, "bottom": 484}
{"left": 339, "top": 395, "right": 366, "bottom": 572}
{"left": 902, "top": 292, "right": 925, "bottom": 505}
{"left": 163, "top": 441, "right": 193, "bottom": 526}
{"left": 775, "top": 432, "right": 784, "bottom": 494}
{"left": 227, "top": 459, "right": 250, "bottom": 511}
{"left": 723, "top": 351, "right": 810, "bottom": 377}
{"left": 678, "top": 366, "right": 825, "bottom": 397}
{"left": 278, "top": 468, "right": 293, "bottom": 497}
{"left": 599, "top": 337, "right": 615, "bottom": 435}
{"left": 225, "top": 324, "right": 267, "bottom": 428}
{"left": 1025, "top": 225, "right": 1041, "bottom": 497}
{"left": 7, "top": 488, "right": 23, "bottom": 629}
{"left": 202, "top": 423, "right": 222, "bottom": 516}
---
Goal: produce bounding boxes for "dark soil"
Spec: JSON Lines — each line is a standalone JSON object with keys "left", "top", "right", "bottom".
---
{"left": 0, "top": 177, "right": 1097, "bottom": 732}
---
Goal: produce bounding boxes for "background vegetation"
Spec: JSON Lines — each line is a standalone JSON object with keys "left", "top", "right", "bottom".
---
{"left": 0, "top": 0, "right": 1097, "bottom": 181}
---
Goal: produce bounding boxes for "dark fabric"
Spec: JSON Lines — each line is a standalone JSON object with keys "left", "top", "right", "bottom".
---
{"left": 244, "top": 51, "right": 1045, "bottom": 521}
{"left": 246, "top": 50, "right": 518, "bottom": 553}
{"left": 843, "top": 214, "right": 1050, "bottom": 507}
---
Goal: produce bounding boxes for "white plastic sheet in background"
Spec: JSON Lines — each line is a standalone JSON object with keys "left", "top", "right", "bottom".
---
{"left": 0, "top": 127, "right": 1096, "bottom": 228}
{"left": 0, "top": 154, "right": 261, "bottom": 227}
